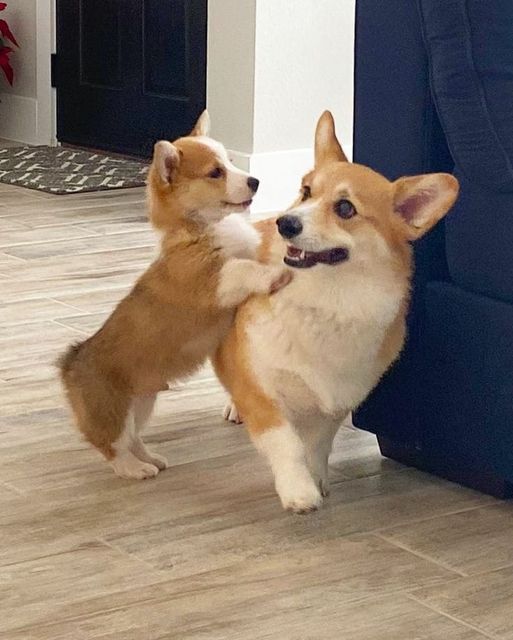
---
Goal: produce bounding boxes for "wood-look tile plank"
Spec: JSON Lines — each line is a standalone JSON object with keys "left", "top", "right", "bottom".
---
{"left": 52, "top": 287, "right": 130, "bottom": 313}
{"left": 1, "top": 245, "right": 153, "bottom": 277}
{"left": 103, "top": 468, "right": 493, "bottom": 580}
{"left": 0, "top": 217, "right": 30, "bottom": 232}
{"left": 381, "top": 503, "right": 513, "bottom": 575}
{"left": 0, "top": 251, "right": 26, "bottom": 270}
{"left": 0, "top": 298, "right": 83, "bottom": 326}
{"left": 330, "top": 426, "right": 403, "bottom": 479}
{"left": 75, "top": 538, "right": 459, "bottom": 640}
{"left": 0, "top": 535, "right": 457, "bottom": 637}
{"left": 0, "top": 376, "right": 65, "bottom": 418}
{"left": 412, "top": 566, "right": 513, "bottom": 639}
{"left": 0, "top": 541, "right": 167, "bottom": 636}
{"left": 0, "top": 247, "right": 150, "bottom": 302}
{"left": 75, "top": 215, "right": 150, "bottom": 236}
{"left": 0, "top": 321, "right": 86, "bottom": 381}
{"left": 77, "top": 594, "right": 491, "bottom": 640}
{"left": 3, "top": 229, "right": 157, "bottom": 260}
{"left": 54, "top": 312, "right": 110, "bottom": 333}
{"left": 0, "top": 224, "right": 99, "bottom": 250}
{"left": 2, "top": 204, "right": 146, "bottom": 228}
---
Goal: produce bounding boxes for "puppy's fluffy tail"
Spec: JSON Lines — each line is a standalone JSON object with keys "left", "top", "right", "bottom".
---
{"left": 56, "top": 341, "right": 83, "bottom": 380}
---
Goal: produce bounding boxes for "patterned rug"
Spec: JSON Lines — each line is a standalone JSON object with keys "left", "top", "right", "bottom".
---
{"left": 0, "top": 146, "right": 149, "bottom": 195}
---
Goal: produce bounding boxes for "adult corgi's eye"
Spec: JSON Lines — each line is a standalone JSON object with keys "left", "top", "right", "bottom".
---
{"left": 334, "top": 198, "right": 356, "bottom": 219}
{"left": 301, "top": 185, "right": 311, "bottom": 201}
{"left": 208, "top": 167, "right": 224, "bottom": 179}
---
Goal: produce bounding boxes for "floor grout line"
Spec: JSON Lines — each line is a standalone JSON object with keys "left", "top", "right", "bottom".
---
{"left": 1, "top": 481, "right": 26, "bottom": 496}
{"left": 373, "top": 532, "right": 468, "bottom": 577}
{"left": 407, "top": 593, "right": 500, "bottom": 639}
{"left": 51, "top": 319, "right": 96, "bottom": 336}
{"left": 371, "top": 501, "right": 497, "bottom": 535}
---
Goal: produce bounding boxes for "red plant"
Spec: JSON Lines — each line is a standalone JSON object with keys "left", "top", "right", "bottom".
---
{"left": 0, "top": 2, "right": 19, "bottom": 86}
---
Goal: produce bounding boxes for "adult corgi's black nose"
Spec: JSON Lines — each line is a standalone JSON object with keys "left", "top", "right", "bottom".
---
{"left": 247, "top": 176, "right": 260, "bottom": 193}
{"left": 277, "top": 215, "right": 303, "bottom": 239}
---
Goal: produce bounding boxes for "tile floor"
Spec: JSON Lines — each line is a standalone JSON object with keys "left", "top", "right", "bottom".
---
{"left": 1, "top": 182, "right": 512, "bottom": 639}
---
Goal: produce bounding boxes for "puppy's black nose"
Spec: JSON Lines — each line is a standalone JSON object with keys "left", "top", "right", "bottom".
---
{"left": 247, "top": 176, "right": 260, "bottom": 193}
{"left": 276, "top": 215, "right": 303, "bottom": 239}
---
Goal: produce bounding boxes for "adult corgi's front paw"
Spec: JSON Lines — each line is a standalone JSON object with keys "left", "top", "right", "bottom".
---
{"left": 276, "top": 478, "right": 323, "bottom": 514}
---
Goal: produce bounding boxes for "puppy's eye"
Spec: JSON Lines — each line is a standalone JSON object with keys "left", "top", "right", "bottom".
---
{"left": 208, "top": 167, "right": 224, "bottom": 179}
{"left": 301, "top": 185, "right": 311, "bottom": 201}
{"left": 334, "top": 198, "right": 356, "bottom": 219}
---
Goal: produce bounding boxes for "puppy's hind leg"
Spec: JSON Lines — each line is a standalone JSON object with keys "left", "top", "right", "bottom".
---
{"left": 109, "top": 408, "right": 160, "bottom": 480}
{"left": 130, "top": 394, "right": 168, "bottom": 471}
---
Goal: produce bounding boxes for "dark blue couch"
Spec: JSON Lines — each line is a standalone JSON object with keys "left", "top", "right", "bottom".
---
{"left": 353, "top": 0, "right": 513, "bottom": 497}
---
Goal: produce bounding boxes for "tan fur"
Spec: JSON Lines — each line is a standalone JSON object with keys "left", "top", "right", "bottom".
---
{"left": 214, "top": 111, "right": 459, "bottom": 511}
{"left": 58, "top": 112, "right": 289, "bottom": 476}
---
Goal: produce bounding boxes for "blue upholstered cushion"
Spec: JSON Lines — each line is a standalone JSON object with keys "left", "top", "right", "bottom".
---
{"left": 419, "top": 0, "right": 513, "bottom": 191}
{"left": 419, "top": 0, "right": 513, "bottom": 302}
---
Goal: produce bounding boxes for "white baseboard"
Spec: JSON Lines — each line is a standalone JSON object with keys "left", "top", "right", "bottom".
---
{"left": 0, "top": 93, "right": 54, "bottom": 146}
{"left": 230, "top": 144, "right": 353, "bottom": 217}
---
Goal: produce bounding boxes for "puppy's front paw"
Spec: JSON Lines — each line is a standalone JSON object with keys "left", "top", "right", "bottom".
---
{"left": 260, "top": 265, "right": 292, "bottom": 295}
{"left": 269, "top": 269, "right": 293, "bottom": 294}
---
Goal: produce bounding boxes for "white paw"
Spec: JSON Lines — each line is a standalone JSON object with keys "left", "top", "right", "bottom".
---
{"left": 276, "top": 478, "right": 323, "bottom": 514}
{"left": 223, "top": 401, "right": 243, "bottom": 424}
{"left": 310, "top": 466, "right": 330, "bottom": 497}
{"left": 111, "top": 452, "right": 160, "bottom": 480}
{"left": 131, "top": 439, "right": 169, "bottom": 470}
{"left": 143, "top": 451, "right": 168, "bottom": 470}
{"left": 263, "top": 265, "right": 293, "bottom": 295}
{"left": 318, "top": 475, "right": 330, "bottom": 497}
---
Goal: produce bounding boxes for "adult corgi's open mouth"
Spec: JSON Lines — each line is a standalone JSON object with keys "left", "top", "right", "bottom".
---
{"left": 284, "top": 245, "right": 349, "bottom": 269}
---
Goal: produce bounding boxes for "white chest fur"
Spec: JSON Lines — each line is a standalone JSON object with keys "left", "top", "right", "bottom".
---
{"left": 247, "top": 263, "right": 405, "bottom": 417}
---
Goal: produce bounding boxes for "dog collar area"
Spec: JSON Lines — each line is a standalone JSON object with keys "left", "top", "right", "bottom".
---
{"left": 284, "top": 245, "right": 349, "bottom": 269}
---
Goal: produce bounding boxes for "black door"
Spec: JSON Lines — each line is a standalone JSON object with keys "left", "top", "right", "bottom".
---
{"left": 55, "top": 0, "right": 207, "bottom": 156}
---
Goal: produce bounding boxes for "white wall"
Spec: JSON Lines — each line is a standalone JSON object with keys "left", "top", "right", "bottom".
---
{"left": 207, "top": 0, "right": 257, "bottom": 153}
{"left": 207, "top": 0, "right": 356, "bottom": 213}
{"left": 253, "top": 0, "right": 355, "bottom": 154}
{"left": 0, "top": 0, "right": 55, "bottom": 145}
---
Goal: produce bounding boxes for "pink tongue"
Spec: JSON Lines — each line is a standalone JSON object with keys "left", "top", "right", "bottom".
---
{"left": 288, "top": 246, "right": 302, "bottom": 257}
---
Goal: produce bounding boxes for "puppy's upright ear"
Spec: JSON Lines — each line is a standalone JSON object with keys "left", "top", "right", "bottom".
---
{"left": 393, "top": 173, "right": 459, "bottom": 240}
{"left": 315, "top": 110, "right": 348, "bottom": 167}
{"left": 153, "top": 140, "right": 181, "bottom": 184}
{"left": 190, "top": 109, "right": 211, "bottom": 137}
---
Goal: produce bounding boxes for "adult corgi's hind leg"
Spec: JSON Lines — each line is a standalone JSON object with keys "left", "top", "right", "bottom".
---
{"left": 130, "top": 394, "right": 169, "bottom": 471}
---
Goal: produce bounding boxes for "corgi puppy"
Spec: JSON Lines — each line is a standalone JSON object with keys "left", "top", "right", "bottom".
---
{"left": 58, "top": 111, "right": 291, "bottom": 480}
{"left": 214, "top": 111, "right": 459, "bottom": 513}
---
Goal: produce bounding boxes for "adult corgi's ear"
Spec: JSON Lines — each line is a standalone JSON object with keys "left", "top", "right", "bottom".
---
{"left": 315, "top": 110, "right": 348, "bottom": 167}
{"left": 153, "top": 140, "right": 181, "bottom": 184}
{"left": 190, "top": 109, "right": 211, "bottom": 137}
{"left": 393, "top": 173, "right": 459, "bottom": 240}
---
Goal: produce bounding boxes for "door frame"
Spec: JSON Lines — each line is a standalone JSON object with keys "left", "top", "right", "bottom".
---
{"left": 37, "top": 0, "right": 57, "bottom": 145}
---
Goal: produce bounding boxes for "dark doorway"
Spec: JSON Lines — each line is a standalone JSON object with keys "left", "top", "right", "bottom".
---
{"left": 54, "top": 0, "right": 207, "bottom": 157}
